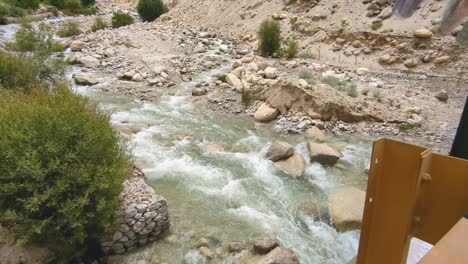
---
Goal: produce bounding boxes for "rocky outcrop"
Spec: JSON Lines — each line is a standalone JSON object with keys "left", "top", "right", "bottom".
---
{"left": 274, "top": 152, "right": 306, "bottom": 178}
{"left": 0, "top": 226, "right": 50, "bottom": 264}
{"left": 254, "top": 103, "right": 279, "bottom": 122}
{"left": 254, "top": 237, "right": 280, "bottom": 254}
{"left": 266, "top": 142, "right": 294, "bottom": 162}
{"left": 328, "top": 187, "right": 366, "bottom": 231}
{"left": 259, "top": 80, "right": 391, "bottom": 123}
{"left": 100, "top": 168, "right": 169, "bottom": 255}
{"left": 307, "top": 142, "right": 342, "bottom": 166}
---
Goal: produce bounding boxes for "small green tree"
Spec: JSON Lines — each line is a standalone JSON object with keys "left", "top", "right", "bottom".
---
{"left": 284, "top": 39, "right": 298, "bottom": 59}
{"left": 56, "top": 20, "right": 82, "bottom": 37}
{"left": 16, "top": 0, "right": 40, "bottom": 9}
{"left": 91, "top": 17, "right": 108, "bottom": 32}
{"left": 0, "top": 86, "right": 131, "bottom": 261}
{"left": 258, "top": 19, "right": 281, "bottom": 57}
{"left": 112, "top": 11, "right": 134, "bottom": 28}
{"left": 137, "top": 0, "right": 168, "bottom": 22}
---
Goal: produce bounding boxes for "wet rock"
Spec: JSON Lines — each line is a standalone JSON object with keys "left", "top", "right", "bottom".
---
{"left": 73, "top": 73, "right": 98, "bottom": 86}
{"left": 329, "top": 187, "right": 366, "bottom": 231}
{"left": 266, "top": 142, "right": 294, "bottom": 162}
{"left": 435, "top": 90, "right": 448, "bottom": 102}
{"left": 274, "top": 152, "right": 306, "bottom": 178}
{"left": 183, "top": 250, "right": 207, "bottom": 264}
{"left": 414, "top": 29, "right": 434, "bottom": 38}
{"left": 254, "top": 103, "right": 279, "bottom": 123}
{"left": 199, "top": 246, "right": 214, "bottom": 259}
{"left": 306, "top": 127, "right": 326, "bottom": 142}
{"left": 70, "top": 40, "right": 86, "bottom": 51}
{"left": 257, "top": 247, "right": 300, "bottom": 264}
{"left": 228, "top": 241, "right": 244, "bottom": 253}
{"left": 192, "top": 88, "right": 207, "bottom": 96}
{"left": 253, "top": 237, "right": 279, "bottom": 254}
{"left": 307, "top": 142, "right": 342, "bottom": 166}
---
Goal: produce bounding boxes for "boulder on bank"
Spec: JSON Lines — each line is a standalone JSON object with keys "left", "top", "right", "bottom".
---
{"left": 226, "top": 73, "right": 243, "bottom": 91}
{"left": 257, "top": 247, "right": 300, "bottom": 264}
{"left": 266, "top": 142, "right": 294, "bottom": 161}
{"left": 307, "top": 142, "right": 342, "bottom": 166}
{"left": 73, "top": 73, "right": 99, "bottom": 86}
{"left": 328, "top": 187, "right": 366, "bottom": 231}
{"left": 78, "top": 56, "right": 100, "bottom": 68}
{"left": 254, "top": 103, "right": 279, "bottom": 122}
{"left": 274, "top": 152, "right": 306, "bottom": 178}
{"left": 253, "top": 237, "right": 279, "bottom": 254}
{"left": 70, "top": 40, "right": 86, "bottom": 52}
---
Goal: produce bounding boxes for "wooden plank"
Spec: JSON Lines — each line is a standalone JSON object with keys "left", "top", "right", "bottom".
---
{"left": 419, "top": 218, "right": 468, "bottom": 264}
{"left": 412, "top": 154, "right": 468, "bottom": 244}
{"left": 357, "top": 139, "right": 428, "bottom": 264}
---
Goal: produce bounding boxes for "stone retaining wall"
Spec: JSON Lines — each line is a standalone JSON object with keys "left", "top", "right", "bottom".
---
{"left": 101, "top": 168, "right": 170, "bottom": 255}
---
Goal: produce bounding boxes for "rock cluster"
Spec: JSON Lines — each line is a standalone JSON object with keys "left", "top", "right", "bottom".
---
{"left": 100, "top": 168, "right": 170, "bottom": 255}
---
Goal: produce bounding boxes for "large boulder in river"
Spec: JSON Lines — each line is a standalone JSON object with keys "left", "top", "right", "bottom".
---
{"left": 73, "top": 73, "right": 98, "bottom": 86}
{"left": 257, "top": 247, "right": 300, "bottom": 264}
{"left": 274, "top": 152, "right": 306, "bottom": 178}
{"left": 306, "top": 127, "right": 326, "bottom": 142}
{"left": 254, "top": 103, "right": 279, "bottom": 122}
{"left": 254, "top": 237, "right": 279, "bottom": 254}
{"left": 328, "top": 187, "right": 366, "bottom": 231}
{"left": 266, "top": 142, "right": 294, "bottom": 161}
{"left": 307, "top": 142, "right": 342, "bottom": 166}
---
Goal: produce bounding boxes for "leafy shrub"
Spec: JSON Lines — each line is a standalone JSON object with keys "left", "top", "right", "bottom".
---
{"left": 371, "top": 20, "right": 383, "bottom": 31}
{"left": 112, "top": 11, "right": 134, "bottom": 28}
{"left": 241, "top": 88, "right": 256, "bottom": 106}
{"left": 137, "top": 0, "right": 168, "bottom": 22}
{"left": 48, "top": 0, "right": 90, "bottom": 14}
{"left": 57, "top": 20, "right": 82, "bottom": 37}
{"left": 0, "top": 2, "right": 25, "bottom": 21}
{"left": 2, "top": 22, "right": 64, "bottom": 91}
{"left": 91, "top": 17, "right": 108, "bottom": 32}
{"left": 0, "top": 86, "right": 130, "bottom": 261}
{"left": 399, "top": 123, "right": 419, "bottom": 131}
{"left": 321, "top": 76, "right": 347, "bottom": 90}
{"left": 347, "top": 83, "right": 358, "bottom": 97}
{"left": 258, "top": 19, "right": 281, "bottom": 57}
{"left": 15, "top": 0, "right": 40, "bottom": 9}
{"left": 299, "top": 71, "right": 316, "bottom": 85}
{"left": 80, "top": 0, "right": 95, "bottom": 7}
{"left": 284, "top": 39, "right": 298, "bottom": 59}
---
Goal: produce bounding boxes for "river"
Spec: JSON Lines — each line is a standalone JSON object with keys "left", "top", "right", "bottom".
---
{"left": 2, "top": 20, "right": 371, "bottom": 264}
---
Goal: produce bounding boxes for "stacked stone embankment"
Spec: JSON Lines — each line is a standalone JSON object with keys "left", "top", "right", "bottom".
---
{"left": 101, "top": 167, "right": 170, "bottom": 255}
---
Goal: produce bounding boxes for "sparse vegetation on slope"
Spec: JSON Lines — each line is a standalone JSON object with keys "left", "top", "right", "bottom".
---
{"left": 112, "top": 11, "right": 134, "bottom": 28}
{"left": 56, "top": 20, "right": 81, "bottom": 37}
{"left": 258, "top": 19, "right": 281, "bottom": 57}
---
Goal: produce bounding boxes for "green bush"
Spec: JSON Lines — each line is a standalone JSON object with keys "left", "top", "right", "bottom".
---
{"left": 371, "top": 20, "right": 383, "bottom": 31}
{"left": 56, "top": 20, "right": 82, "bottom": 37}
{"left": 258, "top": 19, "right": 281, "bottom": 57}
{"left": 284, "top": 39, "right": 298, "bottom": 59}
{"left": 0, "top": 2, "right": 25, "bottom": 21}
{"left": 241, "top": 88, "right": 256, "bottom": 106}
{"left": 10, "top": 21, "right": 63, "bottom": 56}
{"left": 2, "top": 22, "right": 64, "bottom": 91}
{"left": 137, "top": 0, "right": 168, "bottom": 22}
{"left": 0, "top": 86, "right": 130, "bottom": 261}
{"left": 16, "top": 0, "right": 40, "bottom": 9}
{"left": 91, "top": 17, "right": 108, "bottom": 32}
{"left": 347, "top": 83, "right": 358, "bottom": 97}
{"left": 80, "top": 0, "right": 95, "bottom": 7}
{"left": 112, "top": 11, "right": 134, "bottom": 28}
